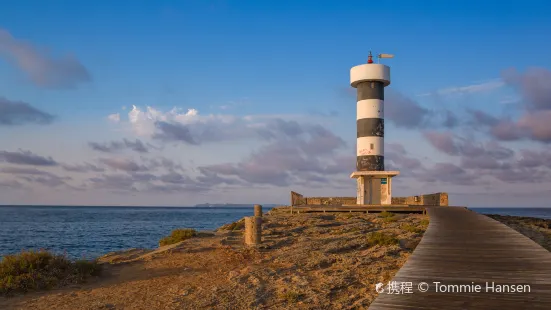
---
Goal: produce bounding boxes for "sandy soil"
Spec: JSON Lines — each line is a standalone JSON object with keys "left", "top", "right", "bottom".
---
{"left": 485, "top": 214, "right": 551, "bottom": 252}
{"left": 1, "top": 209, "right": 428, "bottom": 310}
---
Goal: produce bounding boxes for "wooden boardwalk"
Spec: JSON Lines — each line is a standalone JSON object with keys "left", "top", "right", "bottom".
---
{"left": 369, "top": 207, "right": 551, "bottom": 309}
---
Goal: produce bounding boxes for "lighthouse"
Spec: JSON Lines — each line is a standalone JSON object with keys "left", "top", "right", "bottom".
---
{"left": 350, "top": 52, "right": 399, "bottom": 205}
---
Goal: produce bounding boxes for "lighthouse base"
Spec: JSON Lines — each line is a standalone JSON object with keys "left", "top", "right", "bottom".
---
{"left": 350, "top": 171, "right": 399, "bottom": 205}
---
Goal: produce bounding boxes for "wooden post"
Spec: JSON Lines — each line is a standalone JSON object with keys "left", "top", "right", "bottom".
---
{"left": 244, "top": 216, "right": 262, "bottom": 246}
{"left": 254, "top": 204, "right": 263, "bottom": 217}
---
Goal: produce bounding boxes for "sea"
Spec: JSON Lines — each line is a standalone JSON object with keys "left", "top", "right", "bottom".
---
{"left": 0, "top": 206, "right": 550, "bottom": 260}
{"left": 0, "top": 206, "right": 270, "bottom": 260}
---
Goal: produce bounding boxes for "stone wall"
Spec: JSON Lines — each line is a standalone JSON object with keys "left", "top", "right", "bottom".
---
{"left": 305, "top": 197, "right": 357, "bottom": 206}
{"left": 392, "top": 192, "right": 448, "bottom": 206}
{"left": 291, "top": 191, "right": 449, "bottom": 206}
{"left": 291, "top": 192, "right": 355, "bottom": 206}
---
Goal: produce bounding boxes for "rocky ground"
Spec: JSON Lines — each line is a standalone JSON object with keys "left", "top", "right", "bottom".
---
{"left": 485, "top": 214, "right": 551, "bottom": 252}
{"left": 0, "top": 208, "right": 429, "bottom": 310}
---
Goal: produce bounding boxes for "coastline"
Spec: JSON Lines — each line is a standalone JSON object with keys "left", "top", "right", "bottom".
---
{"left": 1, "top": 207, "right": 429, "bottom": 309}
{"left": 2, "top": 208, "right": 551, "bottom": 309}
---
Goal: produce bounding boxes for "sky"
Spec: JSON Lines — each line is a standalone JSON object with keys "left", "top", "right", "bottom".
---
{"left": 1, "top": 0, "right": 551, "bottom": 207}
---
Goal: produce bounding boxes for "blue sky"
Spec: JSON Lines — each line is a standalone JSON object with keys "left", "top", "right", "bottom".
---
{"left": 1, "top": 0, "right": 551, "bottom": 207}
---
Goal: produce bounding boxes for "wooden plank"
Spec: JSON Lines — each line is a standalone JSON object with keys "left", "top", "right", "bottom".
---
{"left": 368, "top": 207, "right": 551, "bottom": 309}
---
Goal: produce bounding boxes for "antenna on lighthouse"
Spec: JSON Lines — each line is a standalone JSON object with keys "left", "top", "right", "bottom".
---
{"left": 377, "top": 53, "right": 394, "bottom": 64}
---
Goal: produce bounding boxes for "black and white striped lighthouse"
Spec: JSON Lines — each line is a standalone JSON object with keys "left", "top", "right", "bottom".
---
{"left": 350, "top": 52, "right": 399, "bottom": 205}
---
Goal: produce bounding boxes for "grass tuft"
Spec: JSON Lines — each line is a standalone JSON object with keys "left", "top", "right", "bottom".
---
{"left": 379, "top": 211, "right": 395, "bottom": 218}
{"left": 402, "top": 223, "right": 424, "bottom": 234}
{"left": 218, "top": 219, "right": 245, "bottom": 231}
{"left": 367, "top": 232, "right": 399, "bottom": 247}
{"left": 280, "top": 291, "right": 302, "bottom": 303}
{"left": 159, "top": 228, "right": 197, "bottom": 246}
{"left": 0, "top": 250, "right": 101, "bottom": 296}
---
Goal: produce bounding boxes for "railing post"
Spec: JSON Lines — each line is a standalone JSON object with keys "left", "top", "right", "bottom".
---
{"left": 244, "top": 216, "right": 262, "bottom": 246}
{"left": 254, "top": 204, "right": 263, "bottom": 217}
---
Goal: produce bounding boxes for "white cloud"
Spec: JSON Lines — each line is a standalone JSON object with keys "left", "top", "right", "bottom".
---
{"left": 499, "top": 96, "right": 521, "bottom": 105}
{"left": 418, "top": 79, "right": 505, "bottom": 97}
{"left": 105, "top": 105, "right": 340, "bottom": 147}
{"left": 107, "top": 113, "right": 120, "bottom": 122}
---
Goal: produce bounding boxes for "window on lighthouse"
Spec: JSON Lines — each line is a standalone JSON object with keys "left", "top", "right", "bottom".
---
{"left": 370, "top": 143, "right": 374, "bottom": 150}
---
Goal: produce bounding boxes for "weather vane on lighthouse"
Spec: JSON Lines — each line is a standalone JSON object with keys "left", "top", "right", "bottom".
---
{"left": 367, "top": 51, "right": 395, "bottom": 64}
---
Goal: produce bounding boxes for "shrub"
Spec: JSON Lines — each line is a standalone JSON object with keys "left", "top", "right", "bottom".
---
{"left": 419, "top": 218, "right": 429, "bottom": 226}
{"left": 379, "top": 211, "right": 395, "bottom": 218}
{"left": 367, "top": 232, "right": 399, "bottom": 247}
{"left": 402, "top": 223, "right": 424, "bottom": 234}
{"left": 382, "top": 216, "right": 398, "bottom": 223}
{"left": 227, "top": 220, "right": 245, "bottom": 231}
{"left": 218, "top": 219, "right": 245, "bottom": 231}
{"left": 280, "top": 291, "right": 302, "bottom": 303}
{"left": 159, "top": 228, "right": 197, "bottom": 246}
{"left": 0, "top": 250, "right": 101, "bottom": 296}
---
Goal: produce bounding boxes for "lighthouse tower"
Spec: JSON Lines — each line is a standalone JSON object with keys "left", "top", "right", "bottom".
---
{"left": 350, "top": 52, "right": 399, "bottom": 205}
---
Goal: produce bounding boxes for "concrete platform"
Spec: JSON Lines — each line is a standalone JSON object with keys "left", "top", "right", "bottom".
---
{"left": 291, "top": 205, "right": 439, "bottom": 214}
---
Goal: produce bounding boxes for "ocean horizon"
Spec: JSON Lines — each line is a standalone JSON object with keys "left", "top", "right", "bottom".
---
{"left": 1, "top": 205, "right": 550, "bottom": 259}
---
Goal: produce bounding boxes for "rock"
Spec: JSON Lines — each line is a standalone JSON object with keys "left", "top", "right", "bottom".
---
{"left": 248, "top": 275, "right": 261, "bottom": 286}
{"left": 228, "top": 270, "right": 239, "bottom": 280}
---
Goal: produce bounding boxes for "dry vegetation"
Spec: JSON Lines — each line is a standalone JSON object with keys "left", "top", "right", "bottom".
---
{"left": 1, "top": 208, "right": 429, "bottom": 310}
{"left": 159, "top": 229, "right": 197, "bottom": 246}
{"left": 0, "top": 250, "right": 101, "bottom": 296}
{"left": 486, "top": 214, "right": 551, "bottom": 252}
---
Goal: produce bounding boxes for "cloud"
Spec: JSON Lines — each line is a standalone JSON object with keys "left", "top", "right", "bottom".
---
{"left": 121, "top": 105, "right": 343, "bottom": 146}
{"left": 418, "top": 79, "right": 504, "bottom": 97}
{"left": 107, "top": 113, "right": 120, "bottom": 122}
{"left": 142, "top": 157, "right": 185, "bottom": 172}
{"left": 422, "top": 130, "right": 551, "bottom": 184}
{"left": 415, "top": 162, "right": 478, "bottom": 186}
{"left": 0, "top": 97, "right": 54, "bottom": 126}
{"left": 89, "top": 174, "right": 138, "bottom": 192}
{"left": 0, "top": 166, "right": 57, "bottom": 175}
{"left": 384, "top": 91, "right": 430, "bottom": 129}
{"left": 153, "top": 121, "right": 198, "bottom": 144}
{"left": 385, "top": 143, "right": 423, "bottom": 172}
{"left": 98, "top": 157, "right": 149, "bottom": 172}
{"left": 502, "top": 67, "right": 551, "bottom": 111}
{"left": 62, "top": 163, "right": 105, "bottom": 173}
{"left": 89, "top": 139, "right": 149, "bottom": 153}
{"left": 197, "top": 122, "right": 349, "bottom": 187}
{"left": 423, "top": 131, "right": 459, "bottom": 155}
{"left": 460, "top": 68, "right": 551, "bottom": 144}
{"left": 0, "top": 179, "right": 23, "bottom": 189}
{"left": 342, "top": 88, "right": 459, "bottom": 129}
{"left": 0, "top": 166, "right": 73, "bottom": 188}
{"left": 87, "top": 171, "right": 209, "bottom": 194}
{"left": 0, "top": 150, "right": 58, "bottom": 166}
{"left": 0, "top": 28, "right": 91, "bottom": 89}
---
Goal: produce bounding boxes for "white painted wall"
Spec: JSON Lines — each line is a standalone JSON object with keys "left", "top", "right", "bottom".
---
{"left": 350, "top": 64, "right": 391, "bottom": 87}
{"left": 357, "top": 136, "right": 384, "bottom": 156}
{"left": 357, "top": 99, "right": 384, "bottom": 119}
